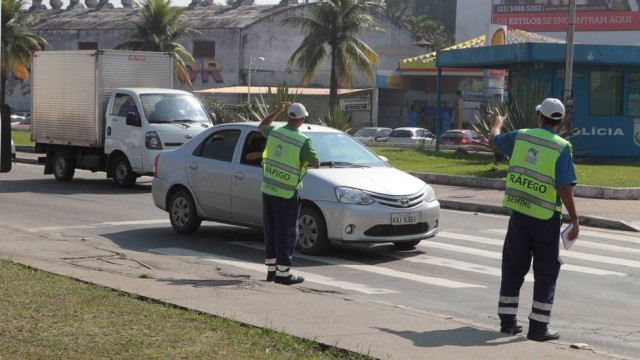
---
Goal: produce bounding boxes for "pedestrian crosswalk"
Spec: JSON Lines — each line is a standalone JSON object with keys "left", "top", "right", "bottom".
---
{"left": 149, "top": 226, "right": 636, "bottom": 295}
{"left": 28, "top": 218, "right": 636, "bottom": 296}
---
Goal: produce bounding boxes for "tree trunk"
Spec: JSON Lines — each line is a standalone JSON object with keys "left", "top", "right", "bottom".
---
{"left": 329, "top": 47, "right": 338, "bottom": 112}
{"left": 1, "top": 74, "right": 7, "bottom": 107}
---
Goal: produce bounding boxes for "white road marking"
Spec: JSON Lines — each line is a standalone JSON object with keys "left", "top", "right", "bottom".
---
{"left": 439, "top": 231, "right": 640, "bottom": 270}
{"left": 233, "top": 242, "right": 485, "bottom": 289}
{"left": 150, "top": 247, "right": 398, "bottom": 295}
{"left": 27, "top": 219, "right": 169, "bottom": 232}
{"left": 484, "top": 228, "right": 640, "bottom": 245}
{"left": 420, "top": 238, "right": 626, "bottom": 276}
{"left": 395, "top": 254, "right": 534, "bottom": 283}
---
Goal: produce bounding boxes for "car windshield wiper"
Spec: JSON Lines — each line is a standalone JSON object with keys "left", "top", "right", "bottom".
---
{"left": 319, "top": 161, "right": 369, "bottom": 168}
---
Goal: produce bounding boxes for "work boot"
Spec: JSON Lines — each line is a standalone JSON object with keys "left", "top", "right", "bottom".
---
{"left": 274, "top": 274, "right": 305, "bottom": 285}
{"left": 527, "top": 328, "right": 560, "bottom": 342}
{"left": 266, "top": 271, "right": 276, "bottom": 282}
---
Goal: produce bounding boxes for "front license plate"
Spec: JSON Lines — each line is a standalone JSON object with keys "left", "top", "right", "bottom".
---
{"left": 391, "top": 212, "right": 420, "bottom": 225}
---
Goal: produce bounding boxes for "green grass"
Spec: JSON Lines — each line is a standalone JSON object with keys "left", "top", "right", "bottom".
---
{"left": 0, "top": 260, "right": 372, "bottom": 360}
{"left": 372, "top": 147, "right": 640, "bottom": 188}
{"left": 11, "top": 130, "right": 33, "bottom": 145}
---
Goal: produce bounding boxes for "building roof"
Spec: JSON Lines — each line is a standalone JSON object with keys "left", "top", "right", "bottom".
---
{"left": 30, "top": 4, "right": 302, "bottom": 31}
{"left": 398, "top": 28, "right": 565, "bottom": 73}
{"left": 195, "top": 86, "right": 369, "bottom": 96}
{"left": 436, "top": 42, "right": 640, "bottom": 69}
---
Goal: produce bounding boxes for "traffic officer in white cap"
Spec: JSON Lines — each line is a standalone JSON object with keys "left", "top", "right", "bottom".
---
{"left": 488, "top": 98, "right": 580, "bottom": 341}
{"left": 258, "top": 102, "right": 320, "bottom": 285}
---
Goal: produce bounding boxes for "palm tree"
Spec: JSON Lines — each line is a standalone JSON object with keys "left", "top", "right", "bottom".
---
{"left": 283, "top": 0, "right": 382, "bottom": 110}
{"left": 1, "top": 0, "right": 48, "bottom": 106}
{"left": 115, "top": 0, "right": 198, "bottom": 89}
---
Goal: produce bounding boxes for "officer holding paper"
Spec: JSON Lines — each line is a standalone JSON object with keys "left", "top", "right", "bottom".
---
{"left": 489, "top": 98, "right": 580, "bottom": 342}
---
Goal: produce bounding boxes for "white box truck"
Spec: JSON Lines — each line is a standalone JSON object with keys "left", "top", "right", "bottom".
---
{"left": 31, "top": 50, "right": 213, "bottom": 187}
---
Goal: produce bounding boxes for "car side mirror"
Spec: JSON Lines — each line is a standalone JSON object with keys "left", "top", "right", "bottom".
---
{"left": 126, "top": 112, "right": 141, "bottom": 127}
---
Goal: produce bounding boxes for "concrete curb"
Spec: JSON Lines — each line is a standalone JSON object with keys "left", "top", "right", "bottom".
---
{"left": 439, "top": 200, "right": 640, "bottom": 232}
{"left": 412, "top": 172, "right": 640, "bottom": 200}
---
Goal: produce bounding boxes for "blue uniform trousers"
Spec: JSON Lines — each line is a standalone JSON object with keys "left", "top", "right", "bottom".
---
{"left": 262, "top": 192, "right": 301, "bottom": 277}
{"left": 498, "top": 211, "right": 562, "bottom": 333}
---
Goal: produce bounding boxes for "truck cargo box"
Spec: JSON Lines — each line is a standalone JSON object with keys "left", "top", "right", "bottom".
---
{"left": 31, "top": 50, "right": 173, "bottom": 148}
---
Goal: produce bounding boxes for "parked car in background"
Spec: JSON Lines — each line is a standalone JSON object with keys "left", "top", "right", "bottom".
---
{"left": 10, "top": 116, "right": 31, "bottom": 131}
{"left": 152, "top": 122, "right": 440, "bottom": 255}
{"left": 352, "top": 127, "right": 392, "bottom": 143}
{"left": 10, "top": 114, "right": 26, "bottom": 125}
{"left": 384, "top": 127, "right": 435, "bottom": 145}
{"left": 439, "top": 129, "right": 488, "bottom": 151}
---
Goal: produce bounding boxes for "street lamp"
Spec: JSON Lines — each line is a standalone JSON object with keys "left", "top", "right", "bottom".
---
{"left": 247, "top": 56, "right": 265, "bottom": 105}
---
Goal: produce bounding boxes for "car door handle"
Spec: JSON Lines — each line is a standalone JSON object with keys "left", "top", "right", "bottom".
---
{"left": 234, "top": 172, "right": 244, "bottom": 180}
{"left": 189, "top": 162, "right": 198, "bottom": 170}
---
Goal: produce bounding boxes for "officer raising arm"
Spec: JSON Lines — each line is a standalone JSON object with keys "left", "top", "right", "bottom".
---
{"left": 488, "top": 98, "right": 579, "bottom": 342}
{"left": 258, "top": 102, "right": 320, "bottom": 285}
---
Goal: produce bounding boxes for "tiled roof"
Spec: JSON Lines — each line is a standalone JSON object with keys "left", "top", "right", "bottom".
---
{"left": 399, "top": 28, "right": 566, "bottom": 71}
{"left": 195, "top": 86, "right": 368, "bottom": 96}
{"left": 30, "top": 4, "right": 300, "bottom": 30}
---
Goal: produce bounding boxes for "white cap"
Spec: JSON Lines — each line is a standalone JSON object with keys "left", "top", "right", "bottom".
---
{"left": 535, "top": 98, "right": 565, "bottom": 121}
{"left": 287, "top": 103, "right": 308, "bottom": 119}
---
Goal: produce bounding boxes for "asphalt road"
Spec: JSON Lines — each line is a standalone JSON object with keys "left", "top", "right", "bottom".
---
{"left": 2, "top": 163, "right": 639, "bottom": 359}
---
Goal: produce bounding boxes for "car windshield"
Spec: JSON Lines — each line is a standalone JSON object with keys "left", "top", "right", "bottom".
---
{"left": 141, "top": 94, "right": 210, "bottom": 123}
{"left": 354, "top": 128, "right": 377, "bottom": 137}
{"left": 305, "top": 132, "right": 387, "bottom": 167}
{"left": 389, "top": 130, "right": 413, "bottom": 138}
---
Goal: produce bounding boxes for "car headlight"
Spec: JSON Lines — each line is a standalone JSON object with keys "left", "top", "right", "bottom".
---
{"left": 145, "top": 131, "right": 163, "bottom": 150}
{"left": 424, "top": 185, "right": 437, "bottom": 202}
{"left": 335, "top": 187, "right": 375, "bottom": 205}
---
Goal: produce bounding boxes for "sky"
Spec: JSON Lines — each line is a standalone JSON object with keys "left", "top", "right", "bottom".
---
{"left": 38, "top": 0, "right": 280, "bottom": 9}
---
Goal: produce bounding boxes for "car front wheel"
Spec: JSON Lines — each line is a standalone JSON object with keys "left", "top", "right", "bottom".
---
{"left": 169, "top": 190, "right": 202, "bottom": 234}
{"left": 297, "top": 206, "right": 330, "bottom": 255}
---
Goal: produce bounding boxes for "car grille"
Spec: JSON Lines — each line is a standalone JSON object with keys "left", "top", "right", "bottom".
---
{"left": 365, "top": 190, "right": 425, "bottom": 208}
{"left": 364, "top": 223, "right": 429, "bottom": 237}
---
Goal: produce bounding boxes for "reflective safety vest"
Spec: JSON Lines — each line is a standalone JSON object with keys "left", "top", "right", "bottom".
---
{"left": 260, "top": 126, "right": 309, "bottom": 199}
{"left": 504, "top": 128, "right": 571, "bottom": 220}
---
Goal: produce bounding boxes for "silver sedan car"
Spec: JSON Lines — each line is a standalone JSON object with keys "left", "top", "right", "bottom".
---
{"left": 152, "top": 122, "right": 440, "bottom": 255}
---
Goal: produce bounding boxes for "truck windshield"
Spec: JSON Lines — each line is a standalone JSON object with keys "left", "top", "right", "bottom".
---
{"left": 141, "top": 94, "right": 210, "bottom": 123}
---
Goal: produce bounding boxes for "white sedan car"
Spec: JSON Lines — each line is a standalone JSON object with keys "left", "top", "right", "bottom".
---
{"left": 152, "top": 122, "right": 440, "bottom": 255}
{"left": 385, "top": 127, "right": 435, "bottom": 145}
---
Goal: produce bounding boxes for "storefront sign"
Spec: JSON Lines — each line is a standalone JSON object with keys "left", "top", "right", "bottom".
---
{"left": 340, "top": 97, "right": 370, "bottom": 111}
{"left": 491, "top": 0, "right": 640, "bottom": 32}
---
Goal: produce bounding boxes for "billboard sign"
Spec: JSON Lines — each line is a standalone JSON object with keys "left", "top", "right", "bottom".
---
{"left": 491, "top": 0, "right": 640, "bottom": 32}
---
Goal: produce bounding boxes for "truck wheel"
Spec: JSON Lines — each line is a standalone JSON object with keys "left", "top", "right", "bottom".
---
{"left": 169, "top": 190, "right": 202, "bottom": 234}
{"left": 53, "top": 150, "right": 75, "bottom": 182}
{"left": 297, "top": 206, "right": 331, "bottom": 255}
{"left": 112, "top": 155, "right": 136, "bottom": 188}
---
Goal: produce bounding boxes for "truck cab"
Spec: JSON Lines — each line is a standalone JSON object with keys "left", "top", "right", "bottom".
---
{"left": 104, "top": 88, "right": 212, "bottom": 186}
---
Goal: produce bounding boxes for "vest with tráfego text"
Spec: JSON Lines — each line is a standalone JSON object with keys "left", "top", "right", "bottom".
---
{"left": 260, "top": 126, "right": 309, "bottom": 199}
{"left": 504, "top": 128, "right": 571, "bottom": 220}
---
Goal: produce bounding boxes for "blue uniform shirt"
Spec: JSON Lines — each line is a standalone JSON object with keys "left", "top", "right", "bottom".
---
{"left": 494, "top": 127, "right": 577, "bottom": 204}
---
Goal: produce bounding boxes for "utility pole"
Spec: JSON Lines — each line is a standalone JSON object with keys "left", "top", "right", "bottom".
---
{"left": 247, "top": 56, "right": 264, "bottom": 105}
{"left": 563, "top": 0, "right": 576, "bottom": 126}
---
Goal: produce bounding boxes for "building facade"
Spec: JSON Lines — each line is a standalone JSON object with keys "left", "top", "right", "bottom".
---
{"left": 7, "top": 0, "right": 422, "bottom": 125}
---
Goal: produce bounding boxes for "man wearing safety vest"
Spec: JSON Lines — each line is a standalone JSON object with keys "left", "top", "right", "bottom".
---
{"left": 258, "top": 102, "right": 320, "bottom": 285}
{"left": 489, "top": 98, "right": 580, "bottom": 342}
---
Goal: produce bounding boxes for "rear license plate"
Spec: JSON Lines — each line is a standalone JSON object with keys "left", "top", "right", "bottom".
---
{"left": 391, "top": 212, "right": 420, "bottom": 225}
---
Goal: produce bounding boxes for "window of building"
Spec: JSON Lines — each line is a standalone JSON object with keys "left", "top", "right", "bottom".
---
{"left": 589, "top": 71, "right": 623, "bottom": 116}
{"left": 628, "top": 73, "right": 640, "bottom": 116}
{"left": 193, "top": 41, "right": 215, "bottom": 58}
{"left": 78, "top": 42, "right": 98, "bottom": 50}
